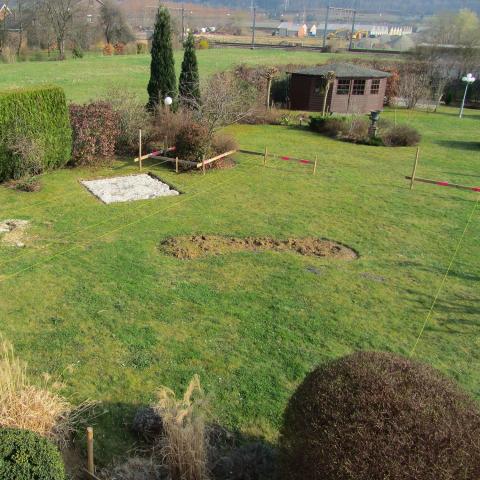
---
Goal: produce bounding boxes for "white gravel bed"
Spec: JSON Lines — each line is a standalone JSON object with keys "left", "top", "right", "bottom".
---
{"left": 82, "top": 174, "right": 180, "bottom": 204}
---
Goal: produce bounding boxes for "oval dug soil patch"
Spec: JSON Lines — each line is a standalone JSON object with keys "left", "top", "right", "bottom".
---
{"left": 159, "top": 236, "right": 358, "bottom": 260}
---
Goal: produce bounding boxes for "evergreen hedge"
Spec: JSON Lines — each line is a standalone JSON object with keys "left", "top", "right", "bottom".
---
{"left": 0, "top": 428, "right": 66, "bottom": 480}
{"left": 0, "top": 85, "right": 72, "bottom": 182}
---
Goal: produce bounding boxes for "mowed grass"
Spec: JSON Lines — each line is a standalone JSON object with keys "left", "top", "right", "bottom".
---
{"left": 0, "top": 48, "right": 376, "bottom": 103}
{"left": 0, "top": 104, "right": 478, "bottom": 463}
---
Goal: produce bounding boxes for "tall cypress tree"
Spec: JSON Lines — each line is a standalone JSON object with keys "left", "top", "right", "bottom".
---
{"left": 179, "top": 32, "right": 201, "bottom": 108}
{"left": 146, "top": 6, "right": 176, "bottom": 111}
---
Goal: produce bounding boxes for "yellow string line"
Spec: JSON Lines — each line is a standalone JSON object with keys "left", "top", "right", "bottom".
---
{"left": 409, "top": 194, "right": 480, "bottom": 357}
{"left": 0, "top": 160, "right": 174, "bottom": 268}
{"left": 0, "top": 164, "right": 251, "bottom": 284}
{"left": 0, "top": 159, "right": 171, "bottom": 215}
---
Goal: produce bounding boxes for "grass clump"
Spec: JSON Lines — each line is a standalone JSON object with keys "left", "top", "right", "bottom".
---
{"left": 280, "top": 351, "right": 480, "bottom": 480}
{"left": 154, "top": 375, "right": 210, "bottom": 480}
{"left": 0, "top": 428, "right": 66, "bottom": 480}
{"left": 0, "top": 339, "right": 88, "bottom": 447}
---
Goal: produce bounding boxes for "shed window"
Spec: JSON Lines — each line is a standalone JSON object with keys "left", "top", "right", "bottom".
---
{"left": 313, "top": 79, "right": 326, "bottom": 97}
{"left": 352, "top": 79, "right": 366, "bottom": 95}
{"left": 336, "top": 79, "right": 350, "bottom": 95}
{"left": 371, "top": 79, "right": 381, "bottom": 95}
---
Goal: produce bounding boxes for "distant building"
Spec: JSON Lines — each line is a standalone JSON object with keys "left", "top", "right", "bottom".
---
{"left": 276, "top": 22, "right": 308, "bottom": 38}
{"left": 0, "top": 4, "right": 13, "bottom": 21}
{"left": 288, "top": 63, "right": 391, "bottom": 114}
{"left": 309, "top": 24, "right": 317, "bottom": 37}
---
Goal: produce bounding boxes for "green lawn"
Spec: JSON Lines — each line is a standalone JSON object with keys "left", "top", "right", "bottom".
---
{"left": 0, "top": 48, "right": 376, "bottom": 103}
{"left": 0, "top": 102, "right": 478, "bottom": 463}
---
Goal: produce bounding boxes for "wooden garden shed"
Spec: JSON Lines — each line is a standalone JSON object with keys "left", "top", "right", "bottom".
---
{"left": 288, "top": 63, "right": 390, "bottom": 114}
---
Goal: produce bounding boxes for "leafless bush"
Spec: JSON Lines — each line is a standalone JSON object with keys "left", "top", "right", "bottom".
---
{"left": 5, "top": 133, "right": 44, "bottom": 180}
{"left": 0, "top": 338, "right": 92, "bottom": 448}
{"left": 150, "top": 108, "right": 194, "bottom": 149}
{"left": 106, "top": 88, "right": 153, "bottom": 154}
{"left": 347, "top": 116, "right": 369, "bottom": 143}
{"left": 211, "top": 134, "right": 238, "bottom": 156}
{"left": 398, "top": 64, "right": 432, "bottom": 109}
{"left": 153, "top": 375, "right": 210, "bottom": 480}
{"left": 182, "top": 72, "right": 257, "bottom": 136}
{"left": 106, "top": 457, "right": 167, "bottom": 480}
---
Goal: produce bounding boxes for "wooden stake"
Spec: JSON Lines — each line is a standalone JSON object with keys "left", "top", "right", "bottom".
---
{"left": 175, "top": 156, "right": 179, "bottom": 174}
{"left": 263, "top": 146, "right": 268, "bottom": 166}
{"left": 87, "top": 427, "right": 94, "bottom": 475}
{"left": 138, "top": 129, "right": 142, "bottom": 172}
{"left": 410, "top": 147, "right": 420, "bottom": 190}
{"left": 202, "top": 157, "right": 206, "bottom": 175}
{"left": 313, "top": 155, "right": 317, "bottom": 175}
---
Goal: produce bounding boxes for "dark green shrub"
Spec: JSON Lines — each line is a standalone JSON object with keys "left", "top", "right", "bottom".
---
{"left": 213, "top": 442, "right": 277, "bottom": 480}
{"left": 309, "top": 116, "right": 348, "bottom": 138}
{"left": 0, "top": 428, "right": 66, "bottom": 480}
{"left": 382, "top": 124, "right": 421, "bottom": 147}
{"left": 0, "top": 86, "right": 72, "bottom": 182}
{"left": 280, "top": 351, "right": 480, "bottom": 480}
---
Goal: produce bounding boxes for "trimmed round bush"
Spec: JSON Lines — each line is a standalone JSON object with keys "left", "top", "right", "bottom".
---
{"left": 0, "top": 428, "right": 66, "bottom": 480}
{"left": 280, "top": 351, "right": 480, "bottom": 480}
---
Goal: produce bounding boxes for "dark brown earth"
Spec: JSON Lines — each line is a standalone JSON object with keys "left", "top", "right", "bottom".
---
{"left": 159, "top": 235, "right": 358, "bottom": 260}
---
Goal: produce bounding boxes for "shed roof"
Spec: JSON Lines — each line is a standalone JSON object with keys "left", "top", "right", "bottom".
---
{"left": 290, "top": 63, "right": 391, "bottom": 78}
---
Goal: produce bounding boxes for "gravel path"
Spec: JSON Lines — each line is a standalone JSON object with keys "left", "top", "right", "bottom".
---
{"left": 82, "top": 174, "right": 179, "bottom": 204}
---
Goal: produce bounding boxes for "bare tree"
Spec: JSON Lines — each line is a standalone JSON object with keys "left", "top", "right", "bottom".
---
{"left": 183, "top": 72, "right": 257, "bottom": 137}
{"left": 398, "top": 64, "right": 432, "bottom": 109}
{"left": 262, "top": 67, "right": 278, "bottom": 110}
{"left": 99, "top": 0, "right": 134, "bottom": 45}
{"left": 41, "top": 0, "right": 76, "bottom": 59}
{"left": 322, "top": 71, "right": 336, "bottom": 116}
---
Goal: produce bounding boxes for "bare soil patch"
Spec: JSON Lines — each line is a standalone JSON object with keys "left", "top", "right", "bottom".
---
{"left": 160, "top": 235, "right": 358, "bottom": 260}
{"left": 0, "top": 219, "right": 30, "bottom": 247}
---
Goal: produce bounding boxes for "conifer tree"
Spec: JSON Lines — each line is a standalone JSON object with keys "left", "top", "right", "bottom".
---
{"left": 179, "top": 32, "right": 201, "bottom": 108}
{"left": 146, "top": 6, "right": 176, "bottom": 110}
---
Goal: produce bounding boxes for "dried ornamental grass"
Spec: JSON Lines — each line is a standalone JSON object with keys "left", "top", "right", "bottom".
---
{"left": 154, "top": 374, "right": 210, "bottom": 480}
{"left": 0, "top": 339, "right": 90, "bottom": 447}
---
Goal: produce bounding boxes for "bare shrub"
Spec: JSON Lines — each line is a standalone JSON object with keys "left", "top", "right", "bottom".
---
{"left": 5, "top": 133, "right": 44, "bottom": 180}
{"left": 106, "top": 89, "right": 153, "bottom": 154}
{"left": 0, "top": 46, "right": 16, "bottom": 64}
{"left": 107, "top": 457, "right": 166, "bottom": 480}
{"left": 398, "top": 63, "right": 432, "bottom": 109}
{"left": 0, "top": 338, "right": 91, "bottom": 447}
{"left": 9, "top": 176, "right": 42, "bottom": 192}
{"left": 347, "top": 116, "right": 369, "bottom": 143}
{"left": 382, "top": 125, "right": 421, "bottom": 147}
{"left": 153, "top": 375, "right": 210, "bottom": 480}
{"left": 151, "top": 108, "right": 193, "bottom": 150}
{"left": 211, "top": 134, "right": 238, "bottom": 156}
{"left": 183, "top": 72, "right": 257, "bottom": 135}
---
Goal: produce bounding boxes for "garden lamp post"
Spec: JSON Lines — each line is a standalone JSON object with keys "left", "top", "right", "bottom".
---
{"left": 459, "top": 73, "right": 476, "bottom": 119}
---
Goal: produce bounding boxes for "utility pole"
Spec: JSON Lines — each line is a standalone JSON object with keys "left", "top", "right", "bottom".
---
{"left": 322, "top": 2, "right": 330, "bottom": 49}
{"left": 181, "top": 2, "right": 185, "bottom": 44}
{"left": 251, "top": 1, "right": 256, "bottom": 49}
{"left": 349, "top": 0, "right": 357, "bottom": 51}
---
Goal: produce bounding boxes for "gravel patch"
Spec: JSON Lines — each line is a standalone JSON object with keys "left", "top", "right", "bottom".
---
{"left": 81, "top": 174, "right": 180, "bottom": 204}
